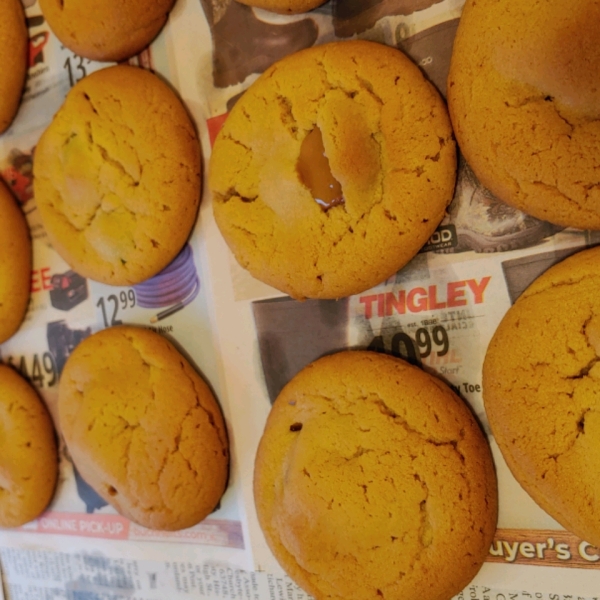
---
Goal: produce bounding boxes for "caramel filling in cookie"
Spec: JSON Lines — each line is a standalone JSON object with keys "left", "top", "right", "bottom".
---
{"left": 297, "top": 127, "right": 344, "bottom": 211}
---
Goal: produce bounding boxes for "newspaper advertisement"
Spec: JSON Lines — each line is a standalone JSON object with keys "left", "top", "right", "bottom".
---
{"left": 0, "top": 0, "right": 248, "bottom": 572}
{"left": 1, "top": 0, "right": 600, "bottom": 597}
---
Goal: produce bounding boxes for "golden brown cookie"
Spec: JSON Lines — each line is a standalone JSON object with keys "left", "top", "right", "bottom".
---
{"left": 235, "top": 0, "right": 326, "bottom": 14}
{"left": 0, "top": 365, "right": 58, "bottom": 528}
{"left": 211, "top": 40, "right": 456, "bottom": 300}
{"left": 448, "top": 0, "right": 600, "bottom": 229}
{"left": 255, "top": 351, "right": 497, "bottom": 600}
{"left": 484, "top": 246, "right": 600, "bottom": 547}
{"left": 0, "top": 0, "right": 27, "bottom": 133}
{"left": 59, "top": 326, "right": 229, "bottom": 531}
{"left": 39, "top": 0, "right": 176, "bottom": 62}
{"left": 0, "top": 181, "right": 31, "bottom": 344}
{"left": 34, "top": 65, "right": 201, "bottom": 287}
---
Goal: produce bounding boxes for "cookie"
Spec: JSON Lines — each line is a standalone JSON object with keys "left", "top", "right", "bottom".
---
{"left": 34, "top": 65, "right": 201, "bottom": 287}
{"left": 0, "top": 0, "right": 27, "bottom": 133}
{"left": 210, "top": 40, "right": 456, "bottom": 300}
{"left": 0, "top": 180, "right": 31, "bottom": 344}
{"left": 39, "top": 0, "right": 176, "bottom": 62}
{"left": 0, "top": 365, "right": 58, "bottom": 528}
{"left": 483, "top": 246, "right": 600, "bottom": 546}
{"left": 59, "top": 326, "right": 229, "bottom": 531}
{"left": 254, "top": 351, "right": 497, "bottom": 600}
{"left": 448, "top": 0, "right": 600, "bottom": 229}
{"left": 235, "top": 0, "right": 326, "bottom": 14}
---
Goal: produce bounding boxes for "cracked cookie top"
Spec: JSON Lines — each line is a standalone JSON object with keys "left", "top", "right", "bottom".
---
{"left": 234, "top": 0, "right": 327, "bottom": 14}
{"left": 210, "top": 40, "right": 456, "bottom": 300}
{"left": 0, "top": 181, "right": 31, "bottom": 344}
{"left": 39, "top": 0, "right": 176, "bottom": 62}
{"left": 254, "top": 351, "right": 497, "bottom": 600}
{"left": 448, "top": 0, "right": 600, "bottom": 229}
{"left": 0, "top": 0, "right": 27, "bottom": 133}
{"left": 34, "top": 65, "right": 201, "bottom": 286}
{"left": 59, "top": 326, "right": 229, "bottom": 531}
{"left": 0, "top": 364, "right": 58, "bottom": 528}
{"left": 484, "top": 246, "right": 600, "bottom": 547}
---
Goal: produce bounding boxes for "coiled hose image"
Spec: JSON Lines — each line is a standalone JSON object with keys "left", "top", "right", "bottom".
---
{"left": 133, "top": 244, "right": 200, "bottom": 322}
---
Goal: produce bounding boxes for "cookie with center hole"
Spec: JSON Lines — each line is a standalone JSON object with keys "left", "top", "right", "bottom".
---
{"left": 448, "top": 0, "right": 600, "bottom": 229}
{"left": 254, "top": 351, "right": 497, "bottom": 600}
{"left": 210, "top": 40, "right": 456, "bottom": 300}
{"left": 0, "top": 365, "right": 58, "bottom": 528}
{"left": 58, "top": 326, "right": 229, "bottom": 531}
{"left": 483, "top": 246, "right": 600, "bottom": 547}
{"left": 39, "top": 0, "right": 176, "bottom": 62}
{"left": 34, "top": 65, "right": 201, "bottom": 286}
{"left": 0, "top": 0, "right": 27, "bottom": 133}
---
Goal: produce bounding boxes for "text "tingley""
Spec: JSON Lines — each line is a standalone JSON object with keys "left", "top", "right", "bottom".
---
{"left": 359, "top": 277, "right": 491, "bottom": 319}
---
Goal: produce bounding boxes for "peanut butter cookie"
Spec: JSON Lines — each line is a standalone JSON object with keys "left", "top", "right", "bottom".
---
{"left": 448, "top": 0, "right": 600, "bottom": 229}
{"left": 0, "top": 365, "right": 58, "bottom": 528}
{"left": 0, "top": 0, "right": 27, "bottom": 133}
{"left": 0, "top": 180, "right": 31, "bottom": 344}
{"left": 34, "top": 65, "right": 201, "bottom": 286}
{"left": 211, "top": 40, "right": 456, "bottom": 299}
{"left": 39, "top": 0, "right": 176, "bottom": 62}
{"left": 59, "top": 326, "right": 229, "bottom": 531}
{"left": 484, "top": 246, "right": 600, "bottom": 547}
{"left": 255, "top": 351, "right": 497, "bottom": 600}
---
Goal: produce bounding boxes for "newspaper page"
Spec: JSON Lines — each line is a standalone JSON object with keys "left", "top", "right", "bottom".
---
{"left": 1, "top": 0, "right": 600, "bottom": 598}
{"left": 171, "top": 0, "right": 600, "bottom": 595}
{"left": 0, "top": 0, "right": 250, "bottom": 574}
{"left": 3, "top": 547, "right": 598, "bottom": 600}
